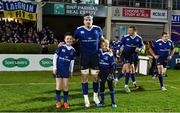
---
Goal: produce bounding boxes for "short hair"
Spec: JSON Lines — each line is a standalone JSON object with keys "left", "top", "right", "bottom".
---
{"left": 128, "top": 26, "right": 137, "bottom": 31}
{"left": 161, "top": 32, "right": 168, "bottom": 36}
{"left": 83, "top": 13, "right": 93, "bottom": 17}
{"left": 64, "top": 32, "right": 72, "bottom": 38}
{"left": 114, "top": 36, "right": 120, "bottom": 39}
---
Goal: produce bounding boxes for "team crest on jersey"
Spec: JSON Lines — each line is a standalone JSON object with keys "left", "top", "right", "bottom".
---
{"left": 94, "top": 30, "right": 98, "bottom": 34}
{"left": 159, "top": 43, "right": 162, "bottom": 46}
{"left": 126, "top": 38, "right": 130, "bottom": 41}
{"left": 70, "top": 51, "right": 74, "bottom": 55}
{"left": 62, "top": 49, "right": 66, "bottom": 52}
{"left": 136, "top": 39, "right": 139, "bottom": 42}
{"left": 104, "top": 56, "right": 108, "bottom": 60}
{"left": 88, "top": 37, "right": 92, "bottom": 40}
{"left": 80, "top": 31, "right": 85, "bottom": 34}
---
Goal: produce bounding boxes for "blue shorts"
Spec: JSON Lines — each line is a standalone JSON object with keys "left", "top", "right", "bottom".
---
{"left": 56, "top": 67, "right": 70, "bottom": 78}
{"left": 121, "top": 52, "right": 134, "bottom": 64}
{"left": 156, "top": 57, "right": 168, "bottom": 67}
{"left": 80, "top": 53, "right": 99, "bottom": 70}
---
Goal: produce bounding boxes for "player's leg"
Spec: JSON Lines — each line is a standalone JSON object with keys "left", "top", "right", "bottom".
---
{"left": 130, "top": 64, "right": 139, "bottom": 90}
{"left": 91, "top": 53, "right": 100, "bottom": 104}
{"left": 81, "top": 54, "right": 90, "bottom": 107}
{"left": 96, "top": 69, "right": 107, "bottom": 107}
{"left": 124, "top": 63, "right": 131, "bottom": 93}
{"left": 62, "top": 78, "right": 70, "bottom": 109}
{"left": 107, "top": 78, "right": 117, "bottom": 108}
{"left": 55, "top": 78, "right": 63, "bottom": 109}
{"left": 157, "top": 58, "right": 167, "bottom": 91}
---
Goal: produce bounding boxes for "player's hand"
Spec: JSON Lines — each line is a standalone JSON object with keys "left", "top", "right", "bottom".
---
{"left": 53, "top": 69, "right": 57, "bottom": 75}
{"left": 167, "top": 55, "right": 172, "bottom": 60}
{"left": 154, "top": 55, "right": 159, "bottom": 59}
{"left": 58, "top": 42, "right": 64, "bottom": 47}
{"left": 135, "top": 48, "right": 141, "bottom": 52}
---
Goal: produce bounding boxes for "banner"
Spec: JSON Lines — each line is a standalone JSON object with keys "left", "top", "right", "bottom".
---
{"left": 0, "top": 54, "right": 53, "bottom": 71}
{"left": 3, "top": 1, "right": 37, "bottom": 21}
{"left": 151, "top": 9, "right": 167, "bottom": 19}
{"left": 3, "top": 10, "right": 37, "bottom": 21}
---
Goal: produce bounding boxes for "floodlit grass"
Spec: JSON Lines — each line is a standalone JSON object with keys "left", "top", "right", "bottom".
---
{"left": 0, "top": 70, "right": 179, "bottom": 112}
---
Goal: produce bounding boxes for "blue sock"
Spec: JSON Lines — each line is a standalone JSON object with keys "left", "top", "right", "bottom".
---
{"left": 117, "top": 71, "right": 124, "bottom": 80}
{"left": 93, "top": 82, "right": 99, "bottom": 93}
{"left": 125, "top": 73, "right": 130, "bottom": 85}
{"left": 110, "top": 91, "right": 115, "bottom": 104}
{"left": 100, "top": 92, "right": 105, "bottom": 102}
{"left": 63, "top": 91, "right": 68, "bottom": 103}
{"left": 131, "top": 73, "right": 136, "bottom": 83}
{"left": 82, "top": 83, "right": 88, "bottom": 95}
{"left": 56, "top": 90, "right": 61, "bottom": 102}
{"left": 158, "top": 74, "right": 164, "bottom": 87}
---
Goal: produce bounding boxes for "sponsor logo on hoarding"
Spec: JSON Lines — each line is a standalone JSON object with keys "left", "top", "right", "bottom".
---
{"left": 39, "top": 58, "right": 53, "bottom": 67}
{"left": 122, "top": 8, "right": 151, "bottom": 18}
{"left": 2, "top": 58, "right": 29, "bottom": 68}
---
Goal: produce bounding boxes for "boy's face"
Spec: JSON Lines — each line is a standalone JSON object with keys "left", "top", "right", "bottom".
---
{"left": 114, "top": 37, "right": 119, "bottom": 41}
{"left": 65, "top": 35, "right": 73, "bottom": 46}
{"left": 101, "top": 41, "right": 108, "bottom": 51}
{"left": 128, "top": 28, "right": 136, "bottom": 36}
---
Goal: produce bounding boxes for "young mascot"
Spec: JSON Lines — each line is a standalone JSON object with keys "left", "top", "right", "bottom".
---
{"left": 53, "top": 32, "right": 76, "bottom": 109}
{"left": 97, "top": 39, "right": 117, "bottom": 108}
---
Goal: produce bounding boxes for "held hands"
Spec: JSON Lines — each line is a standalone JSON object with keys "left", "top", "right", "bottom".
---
{"left": 154, "top": 55, "right": 159, "bottom": 59}
{"left": 167, "top": 55, "right": 172, "bottom": 60}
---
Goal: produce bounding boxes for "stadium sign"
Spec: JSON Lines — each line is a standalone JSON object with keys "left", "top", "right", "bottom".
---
{"left": 0, "top": 54, "right": 53, "bottom": 71}
{"left": 122, "top": 8, "right": 151, "bottom": 18}
{"left": 172, "top": 15, "right": 180, "bottom": 23}
{"left": 39, "top": 58, "right": 53, "bottom": 67}
{"left": 65, "top": 4, "right": 107, "bottom": 17}
{"left": 151, "top": 9, "right": 167, "bottom": 19}
{"left": 3, "top": 58, "right": 29, "bottom": 68}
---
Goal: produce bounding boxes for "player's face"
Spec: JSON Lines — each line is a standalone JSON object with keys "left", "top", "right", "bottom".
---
{"left": 128, "top": 28, "right": 136, "bottom": 36}
{"left": 84, "top": 19, "right": 93, "bottom": 28}
{"left": 162, "top": 34, "right": 169, "bottom": 41}
{"left": 65, "top": 35, "right": 73, "bottom": 46}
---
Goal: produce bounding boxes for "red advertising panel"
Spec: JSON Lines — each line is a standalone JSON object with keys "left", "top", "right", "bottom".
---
{"left": 123, "top": 8, "right": 151, "bottom": 18}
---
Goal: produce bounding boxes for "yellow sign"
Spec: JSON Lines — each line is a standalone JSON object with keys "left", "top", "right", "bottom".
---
{"left": 3, "top": 10, "right": 37, "bottom": 21}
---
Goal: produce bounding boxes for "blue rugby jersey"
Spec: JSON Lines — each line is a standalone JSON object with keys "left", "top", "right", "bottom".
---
{"left": 112, "top": 40, "right": 122, "bottom": 54}
{"left": 98, "top": 49, "right": 116, "bottom": 68}
{"left": 121, "top": 34, "right": 144, "bottom": 55}
{"left": 74, "top": 25, "right": 103, "bottom": 55}
{"left": 53, "top": 44, "right": 76, "bottom": 73}
{"left": 152, "top": 39, "right": 174, "bottom": 57}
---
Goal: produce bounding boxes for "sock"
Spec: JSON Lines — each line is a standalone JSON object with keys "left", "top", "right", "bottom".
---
{"left": 82, "top": 83, "right": 88, "bottom": 95}
{"left": 125, "top": 73, "right": 130, "bottom": 85}
{"left": 158, "top": 74, "right": 164, "bottom": 88}
{"left": 117, "top": 70, "right": 124, "bottom": 80}
{"left": 63, "top": 91, "right": 68, "bottom": 103}
{"left": 56, "top": 90, "right": 61, "bottom": 102}
{"left": 110, "top": 91, "right": 115, "bottom": 104}
{"left": 131, "top": 73, "right": 137, "bottom": 86}
{"left": 93, "top": 82, "right": 99, "bottom": 93}
{"left": 100, "top": 92, "right": 105, "bottom": 102}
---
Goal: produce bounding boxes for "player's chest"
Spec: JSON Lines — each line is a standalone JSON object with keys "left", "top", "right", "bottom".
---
{"left": 100, "top": 54, "right": 109, "bottom": 62}
{"left": 59, "top": 49, "right": 73, "bottom": 58}
{"left": 125, "top": 37, "right": 140, "bottom": 45}
{"left": 79, "top": 29, "right": 99, "bottom": 39}
{"left": 157, "top": 42, "right": 171, "bottom": 49}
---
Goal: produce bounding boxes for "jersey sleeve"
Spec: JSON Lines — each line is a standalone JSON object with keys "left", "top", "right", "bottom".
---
{"left": 138, "top": 37, "right": 145, "bottom": 50}
{"left": 120, "top": 36, "right": 126, "bottom": 45}
{"left": 98, "top": 27, "right": 104, "bottom": 39}
{"left": 73, "top": 28, "right": 79, "bottom": 40}
{"left": 109, "top": 53, "right": 116, "bottom": 68}
{"left": 171, "top": 41, "right": 175, "bottom": 49}
{"left": 55, "top": 46, "right": 61, "bottom": 55}
{"left": 152, "top": 41, "right": 157, "bottom": 49}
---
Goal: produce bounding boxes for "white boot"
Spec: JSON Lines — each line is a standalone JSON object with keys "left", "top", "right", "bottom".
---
{"left": 93, "top": 92, "right": 100, "bottom": 104}
{"left": 84, "top": 95, "right": 90, "bottom": 107}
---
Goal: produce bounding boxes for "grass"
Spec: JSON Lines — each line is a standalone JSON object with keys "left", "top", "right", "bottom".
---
{"left": 0, "top": 70, "right": 179, "bottom": 112}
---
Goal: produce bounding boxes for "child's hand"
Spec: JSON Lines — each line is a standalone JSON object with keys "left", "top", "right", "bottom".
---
{"left": 52, "top": 69, "right": 57, "bottom": 78}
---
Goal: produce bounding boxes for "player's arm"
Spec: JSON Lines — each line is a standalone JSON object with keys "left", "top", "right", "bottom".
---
{"left": 53, "top": 53, "right": 58, "bottom": 77}
{"left": 69, "top": 49, "right": 76, "bottom": 77}
{"left": 149, "top": 41, "right": 159, "bottom": 59}
{"left": 73, "top": 28, "right": 80, "bottom": 44}
{"left": 168, "top": 42, "right": 175, "bottom": 60}
{"left": 136, "top": 38, "right": 145, "bottom": 52}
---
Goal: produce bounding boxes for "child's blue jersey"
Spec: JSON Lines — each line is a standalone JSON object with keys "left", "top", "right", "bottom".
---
{"left": 98, "top": 49, "right": 115, "bottom": 68}
{"left": 74, "top": 25, "right": 103, "bottom": 55}
{"left": 112, "top": 40, "right": 122, "bottom": 53}
{"left": 121, "top": 34, "right": 144, "bottom": 55}
{"left": 152, "top": 39, "right": 174, "bottom": 57}
{"left": 54, "top": 44, "right": 76, "bottom": 76}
